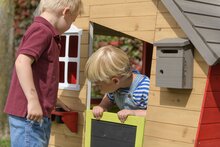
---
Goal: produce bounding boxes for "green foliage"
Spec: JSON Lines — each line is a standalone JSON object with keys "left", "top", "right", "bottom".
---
{"left": 14, "top": 0, "right": 39, "bottom": 49}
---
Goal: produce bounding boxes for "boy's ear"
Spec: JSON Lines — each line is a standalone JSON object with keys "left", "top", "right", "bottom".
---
{"left": 62, "top": 7, "right": 71, "bottom": 15}
{"left": 112, "top": 77, "right": 120, "bottom": 84}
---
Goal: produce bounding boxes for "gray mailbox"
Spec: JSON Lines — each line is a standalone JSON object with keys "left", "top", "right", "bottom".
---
{"left": 154, "top": 38, "right": 193, "bottom": 89}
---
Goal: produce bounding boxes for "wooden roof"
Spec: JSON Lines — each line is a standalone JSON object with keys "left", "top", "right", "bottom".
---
{"left": 162, "top": 0, "right": 220, "bottom": 65}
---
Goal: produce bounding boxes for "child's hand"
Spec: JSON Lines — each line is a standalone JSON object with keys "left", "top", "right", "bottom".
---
{"left": 92, "top": 106, "right": 105, "bottom": 120}
{"left": 117, "top": 109, "right": 135, "bottom": 123}
{"left": 27, "top": 98, "right": 43, "bottom": 122}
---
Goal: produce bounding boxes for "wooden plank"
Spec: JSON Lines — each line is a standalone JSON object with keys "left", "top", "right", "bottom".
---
{"left": 154, "top": 28, "right": 186, "bottom": 41}
{"left": 127, "top": 0, "right": 155, "bottom": 2}
{"left": 123, "top": 30, "right": 155, "bottom": 43}
{"left": 156, "top": 12, "right": 178, "bottom": 28}
{"left": 196, "top": 28, "right": 220, "bottom": 43}
{"left": 143, "top": 136, "right": 194, "bottom": 147}
{"left": 57, "top": 96, "right": 86, "bottom": 112}
{"left": 88, "top": 0, "right": 153, "bottom": 5}
{"left": 48, "top": 145, "right": 60, "bottom": 147}
{"left": 80, "top": 44, "right": 89, "bottom": 58}
{"left": 198, "top": 124, "right": 220, "bottom": 139}
{"left": 91, "top": 16, "right": 157, "bottom": 32}
{"left": 49, "top": 133, "right": 83, "bottom": 147}
{"left": 193, "top": 60, "right": 208, "bottom": 78}
{"left": 185, "top": 13, "right": 220, "bottom": 30}
{"left": 51, "top": 124, "right": 83, "bottom": 137}
{"left": 52, "top": 123, "right": 84, "bottom": 136}
{"left": 174, "top": 0, "right": 220, "bottom": 17}
{"left": 158, "top": 0, "right": 169, "bottom": 12}
{"left": 204, "top": 92, "right": 220, "bottom": 108}
{"left": 146, "top": 106, "right": 200, "bottom": 127}
{"left": 148, "top": 91, "right": 203, "bottom": 111}
{"left": 80, "top": 58, "right": 87, "bottom": 71}
{"left": 80, "top": 2, "right": 89, "bottom": 17}
{"left": 196, "top": 139, "right": 220, "bottom": 147}
{"left": 88, "top": 0, "right": 129, "bottom": 5}
{"left": 81, "top": 31, "right": 89, "bottom": 44}
{"left": 74, "top": 17, "right": 90, "bottom": 30}
{"left": 58, "top": 84, "right": 87, "bottom": 98}
{"left": 90, "top": 2, "right": 157, "bottom": 18}
{"left": 144, "top": 121, "right": 197, "bottom": 143}
{"left": 150, "top": 75, "right": 207, "bottom": 95}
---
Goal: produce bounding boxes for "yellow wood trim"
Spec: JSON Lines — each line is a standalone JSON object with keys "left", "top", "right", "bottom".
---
{"left": 85, "top": 110, "right": 145, "bottom": 147}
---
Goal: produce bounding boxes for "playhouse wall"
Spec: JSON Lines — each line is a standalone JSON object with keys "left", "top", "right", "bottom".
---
{"left": 49, "top": 0, "right": 209, "bottom": 147}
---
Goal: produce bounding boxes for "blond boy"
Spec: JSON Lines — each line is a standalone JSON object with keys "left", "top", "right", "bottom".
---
{"left": 85, "top": 45, "right": 150, "bottom": 123}
{"left": 4, "top": 0, "right": 83, "bottom": 146}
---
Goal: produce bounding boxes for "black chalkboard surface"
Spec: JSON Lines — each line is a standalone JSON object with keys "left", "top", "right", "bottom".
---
{"left": 91, "top": 119, "right": 136, "bottom": 147}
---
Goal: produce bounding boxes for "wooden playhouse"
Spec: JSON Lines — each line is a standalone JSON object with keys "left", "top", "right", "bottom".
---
{"left": 50, "top": 0, "right": 220, "bottom": 147}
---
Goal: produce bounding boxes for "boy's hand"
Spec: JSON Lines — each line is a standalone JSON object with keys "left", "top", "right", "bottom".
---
{"left": 92, "top": 106, "right": 105, "bottom": 120}
{"left": 117, "top": 109, "right": 135, "bottom": 123}
{"left": 27, "top": 98, "right": 43, "bottom": 122}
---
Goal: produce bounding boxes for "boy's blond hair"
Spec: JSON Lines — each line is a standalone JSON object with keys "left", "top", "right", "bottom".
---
{"left": 38, "top": 0, "right": 83, "bottom": 15}
{"left": 85, "top": 45, "right": 132, "bottom": 83}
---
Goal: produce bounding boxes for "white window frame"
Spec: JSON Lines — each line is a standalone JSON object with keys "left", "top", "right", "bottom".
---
{"left": 59, "top": 25, "right": 82, "bottom": 91}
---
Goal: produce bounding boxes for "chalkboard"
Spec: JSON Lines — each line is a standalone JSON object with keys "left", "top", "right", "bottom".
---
{"left": 85, "top": 110, "right": 145, "bottom": 147}
{"left": 91, "top": 120, "right": 136, "bottom": 147}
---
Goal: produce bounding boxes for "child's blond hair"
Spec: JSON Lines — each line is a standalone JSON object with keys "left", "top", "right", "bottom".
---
{"left": 38, "top": 0, "right": 83, "bottom": 15}
{"left": 85, "top": 45, "right": 132, "bottom": 83}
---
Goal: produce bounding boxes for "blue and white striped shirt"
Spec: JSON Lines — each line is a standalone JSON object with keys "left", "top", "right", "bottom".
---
{"left": 107, "top": 75, "right": 150, "bottom": 109}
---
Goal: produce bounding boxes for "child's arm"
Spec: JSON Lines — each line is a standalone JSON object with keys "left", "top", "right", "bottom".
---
{"left": 92, "top": 94, "right": 114, "bottom": 119}
{"left": 15, "top": 54, "right": 43, "bottom": 122}
{"left": 117, "top": 109, "right": 146, "bottom": 123}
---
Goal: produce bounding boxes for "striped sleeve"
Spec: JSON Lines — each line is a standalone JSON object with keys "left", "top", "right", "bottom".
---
{"left": 107, "top": 93, "right": 115, "bottom": 103}
{"left": 132, "top": 76, "right": 150, "bottom": 109}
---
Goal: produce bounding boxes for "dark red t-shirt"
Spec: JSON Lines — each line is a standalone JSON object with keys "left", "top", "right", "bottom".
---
{"left": 4, "top": 16, "right": 61, "bottom": 117}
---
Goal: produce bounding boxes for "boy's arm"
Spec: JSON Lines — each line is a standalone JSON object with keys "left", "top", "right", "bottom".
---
{"left": 98, "top": 94, "right": 114, "bottom": 111}
{"left": 92, "top": 94, "right": 114, "bottom": 119}
{"left": 132, "top": 109, "right": 146, "bottom": 116}
{"left": 15, "top": 54, "right": 43, "bottom": 122}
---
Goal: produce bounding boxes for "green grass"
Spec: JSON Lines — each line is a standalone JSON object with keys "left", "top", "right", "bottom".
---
{"left": 0, "top": 139, "right": 10, "bottom": 147}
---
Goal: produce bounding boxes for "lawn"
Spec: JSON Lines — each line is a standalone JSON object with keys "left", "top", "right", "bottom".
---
{"left": 0, "top": 138, "right": 10, "bottom": 147}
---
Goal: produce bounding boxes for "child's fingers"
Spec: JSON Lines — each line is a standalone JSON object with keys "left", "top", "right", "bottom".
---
{"left": 117, "top": 113, "right": 127, "bottom": 123}
{"left": 26, "top": 113, "right": 43, "bottom": 122}
{"left": 92, "top": 107, "right": 103, "bottom": 119}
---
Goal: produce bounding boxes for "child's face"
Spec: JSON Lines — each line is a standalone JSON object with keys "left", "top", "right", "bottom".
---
{"left": 95, "top": 80, "right": 119, "bottom": 94}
